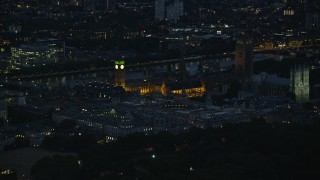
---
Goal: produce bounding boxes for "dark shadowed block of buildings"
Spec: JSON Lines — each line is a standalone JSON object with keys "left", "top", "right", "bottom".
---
{"left": 235, "top": 34, "right": 253, "bottom": 80}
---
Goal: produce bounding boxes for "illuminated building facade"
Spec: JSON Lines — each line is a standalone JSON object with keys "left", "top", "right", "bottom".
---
{"left": 113, "top": 57, "right": 205, "bottom": 98}
{"left": 161, "top": 80, "right": 206, "bottom": 98}
{"left": 114, "top": 60, "right": 126, "bottom": 88}
{"left": 235, "top": 34, "right": 253, "bottom": 80}
{"left": 283, "top": 8, "right": 295, "bottom": 16}
{"left": 125, "top": 80, "right": 162, "bottom": 95}
{"left": 124, "top": 75, "right": 205, "bottom": 98}
{"left": 10, "top": 40, "right": 65, "bottom": 70}
{"left": 290, "top": 66, "right": 310, "bottom": 103}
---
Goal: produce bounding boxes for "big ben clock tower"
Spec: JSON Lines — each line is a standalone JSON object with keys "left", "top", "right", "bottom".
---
{"left": 114, "top": 60, "right": 125, "bottom": 88}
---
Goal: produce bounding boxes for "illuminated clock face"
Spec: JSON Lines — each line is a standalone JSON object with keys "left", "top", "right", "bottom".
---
{"left": 120, "top": 65, "right": 124, "bottom": 69}
{"left": 115, "top": 65, "right": 119, "bottom": 69}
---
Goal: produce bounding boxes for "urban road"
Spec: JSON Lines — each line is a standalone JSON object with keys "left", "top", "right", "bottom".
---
{"left": 8, "top": 48, "right": 316, "bottom": 81}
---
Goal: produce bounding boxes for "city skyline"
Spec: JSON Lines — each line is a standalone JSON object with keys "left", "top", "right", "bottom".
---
{"left": 0, "top": 0, "right": 320, "bottom": 179}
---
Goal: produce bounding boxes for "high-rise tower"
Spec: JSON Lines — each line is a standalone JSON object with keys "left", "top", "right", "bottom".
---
{"left": 235, "top": 34, "right": 253, "bottom": 80}
{"left": 155, "top": 0, "right": 184, "bottom": 23}
{"left": 290, "top": 65, "right": 310, "bottom": 103}
{"left": 155, "top": 0, "right": 166, "bottom": 20}
{"left": 114, "top": 60, "right": 126, "bottom": 88}
{"left": 166, "top": 0, "right": 184, "bottom": 23}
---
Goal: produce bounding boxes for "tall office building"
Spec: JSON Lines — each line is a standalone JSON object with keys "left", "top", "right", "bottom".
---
{"left": 166, "top": 0, "right": 184, "bottom": 23}
{"left": 155, "top": 0, "right": 166, "bottom": 20}
{"left": 114, "top": 60, "right": 126, "bottom": 88}
{"left": 235, "top": 34, "right": 253, "bottom": 80}
{"left": 290, "top": 66, "right": 310, "bottom": 103}
{"left": 155, "top": 0, "right": 184, "bottom": 23}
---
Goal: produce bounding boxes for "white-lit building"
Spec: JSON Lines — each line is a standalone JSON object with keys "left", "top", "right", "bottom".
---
{"left": 283, "top": 9, "right": 294, "bottom": 16}
{"left": 10, "top": 39, "right": 65, "bottom": 70}
{"left": 290, "top": 66, "right": 310, "bottom": 103}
